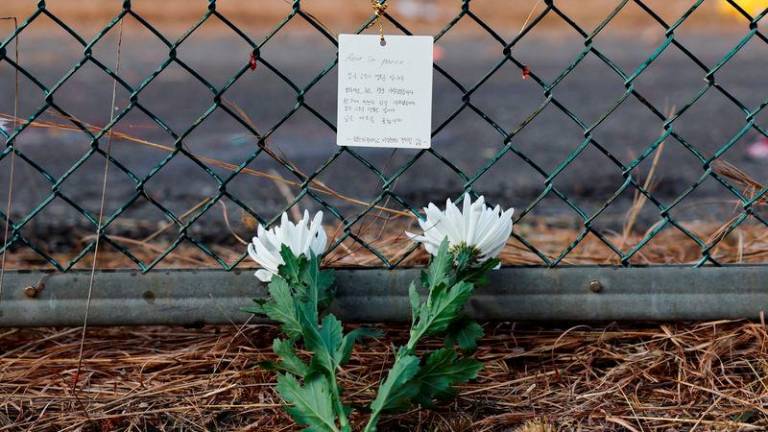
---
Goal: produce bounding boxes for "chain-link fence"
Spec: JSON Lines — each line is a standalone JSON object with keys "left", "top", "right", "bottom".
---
{"left": 0, "top": 0, "right": 766, "bottom": 273}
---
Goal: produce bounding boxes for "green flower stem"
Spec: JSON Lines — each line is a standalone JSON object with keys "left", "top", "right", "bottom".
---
{"left": 364, "top": 241, "right": 492, "bottom": 432}
{"left": 329, "top": 370, "right": 350, "bottom": 431}
{"left": 362, "top": 331, "right": 424, "bottom": 432}
{"left": 247, "top": 248, "right": 373, "bottom": 432}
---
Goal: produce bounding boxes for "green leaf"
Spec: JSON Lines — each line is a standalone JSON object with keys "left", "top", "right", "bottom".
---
{"left": 303, "top": 253, "right": 335, "bottom": 310}
{"left": 240, "top": 302, "right": 265, "bottom": 315}
{"left": 318, "top": 270, "right": 336, "bottom": 310}
{"left": 300, "top": 313, "right": 349, "bottom": 375}
{"left": 273, "top": 338, "right": 309, "bottom": 377}
{"left": 410, "top": 348, "right": 483, "bottom": 407}
{"left": 421, "top": 239, "right": 452, "bottom": 290}
{"left": 337, "top": 327, "right": 382, "bottom": 365}
{"left": 256, "top": 277, "right": 303, "bottom": 339}
{"left": 408, "top": 282, "right": 421, "bottom": 321}
{"left": 418, "top": 281, "right": 475, "bottom": 337}
{"left": 369, "top": 349, "right": 482, "bottom": 416}
{"left": 276, "top": 374, "right": 340, "bottom": 432}
{"left": 300, "top": 313, "right": 380, "bottom": 374}
{"left": 457, "top": 257, "right": 499, "bottom": 286}
{"left": 445, "top": 319, "right": 484, "bottom": 352}
{"left": 278, "top": 245, "right": 305, "bottom": 286}
{"left": 369, "top": 353, "right": 421, "bottom": 414}
{"left": 318, "top": 314, "right": 344, "bottom": 363}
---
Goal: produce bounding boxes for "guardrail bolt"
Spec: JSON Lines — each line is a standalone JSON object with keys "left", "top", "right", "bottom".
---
{"left": 589, "top": 280, "right": 602, "bottom": 293}
{"left": 23, "top": 279, "right": 46, "bottom": 298}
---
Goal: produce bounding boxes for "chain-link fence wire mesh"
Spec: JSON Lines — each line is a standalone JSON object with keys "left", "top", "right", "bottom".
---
{"left": 0, "top": 0, "right": 766, "bottom": 272}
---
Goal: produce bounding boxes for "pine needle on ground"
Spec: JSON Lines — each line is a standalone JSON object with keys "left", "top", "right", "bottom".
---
{"left": 2, "top": 320, "right": 767, "bottom": 431}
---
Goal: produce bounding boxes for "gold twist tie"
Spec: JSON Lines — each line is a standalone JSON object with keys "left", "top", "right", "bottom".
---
{"left": 371, "top": 0, "right": 388, "bottom": 45}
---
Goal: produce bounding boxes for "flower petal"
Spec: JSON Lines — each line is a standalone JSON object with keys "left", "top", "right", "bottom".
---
{"left": 406, "top": 195, "right": 514, "bottom": 265}
{"left": 255, "top": 269, "right": 274, "bottom": 282}
{"left": 246, "top": 210, "right": 328, "bottom": 280}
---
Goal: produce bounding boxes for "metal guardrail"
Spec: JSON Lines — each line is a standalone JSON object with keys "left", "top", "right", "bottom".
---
{"left": 2, "top": 267, "right": 767, "bottom": 326}
{"left": 0, "top": 2, "right": 766, "bottom": 326}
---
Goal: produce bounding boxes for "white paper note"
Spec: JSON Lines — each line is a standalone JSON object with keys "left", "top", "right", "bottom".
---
{"left": 336, "top": 34, "right": 433, "bottom": 149}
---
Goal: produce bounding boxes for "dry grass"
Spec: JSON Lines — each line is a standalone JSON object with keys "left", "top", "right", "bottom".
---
{"left": 4, "top": 216, "right": 768, "bottom": 271}
{"left": 2, "top": 320, "right": 768, "bottom": 431}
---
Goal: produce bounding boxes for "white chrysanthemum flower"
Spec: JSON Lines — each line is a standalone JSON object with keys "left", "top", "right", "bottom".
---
{"left": 407, "top": 194, "right": 513, "bottom": 265}
{"left": 247, "top": 210, "right": 327, "bottom": 282}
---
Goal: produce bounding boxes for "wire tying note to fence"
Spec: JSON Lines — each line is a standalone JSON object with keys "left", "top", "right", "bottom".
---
{"left": 370, "top": 0, "right": 389, "bottom": 45}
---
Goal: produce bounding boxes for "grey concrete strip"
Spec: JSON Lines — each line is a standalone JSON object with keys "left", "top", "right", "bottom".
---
{"left": 0, "top": 267, "right": 767, "bottom": 326}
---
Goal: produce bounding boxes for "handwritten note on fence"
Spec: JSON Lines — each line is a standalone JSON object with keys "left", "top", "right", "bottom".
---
{"left": 337, "top": 34, "right": 433, "bottom": 149}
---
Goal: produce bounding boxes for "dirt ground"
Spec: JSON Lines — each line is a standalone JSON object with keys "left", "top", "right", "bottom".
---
{"left": 2, "top": 320, "right": 767, "bottom": 431}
